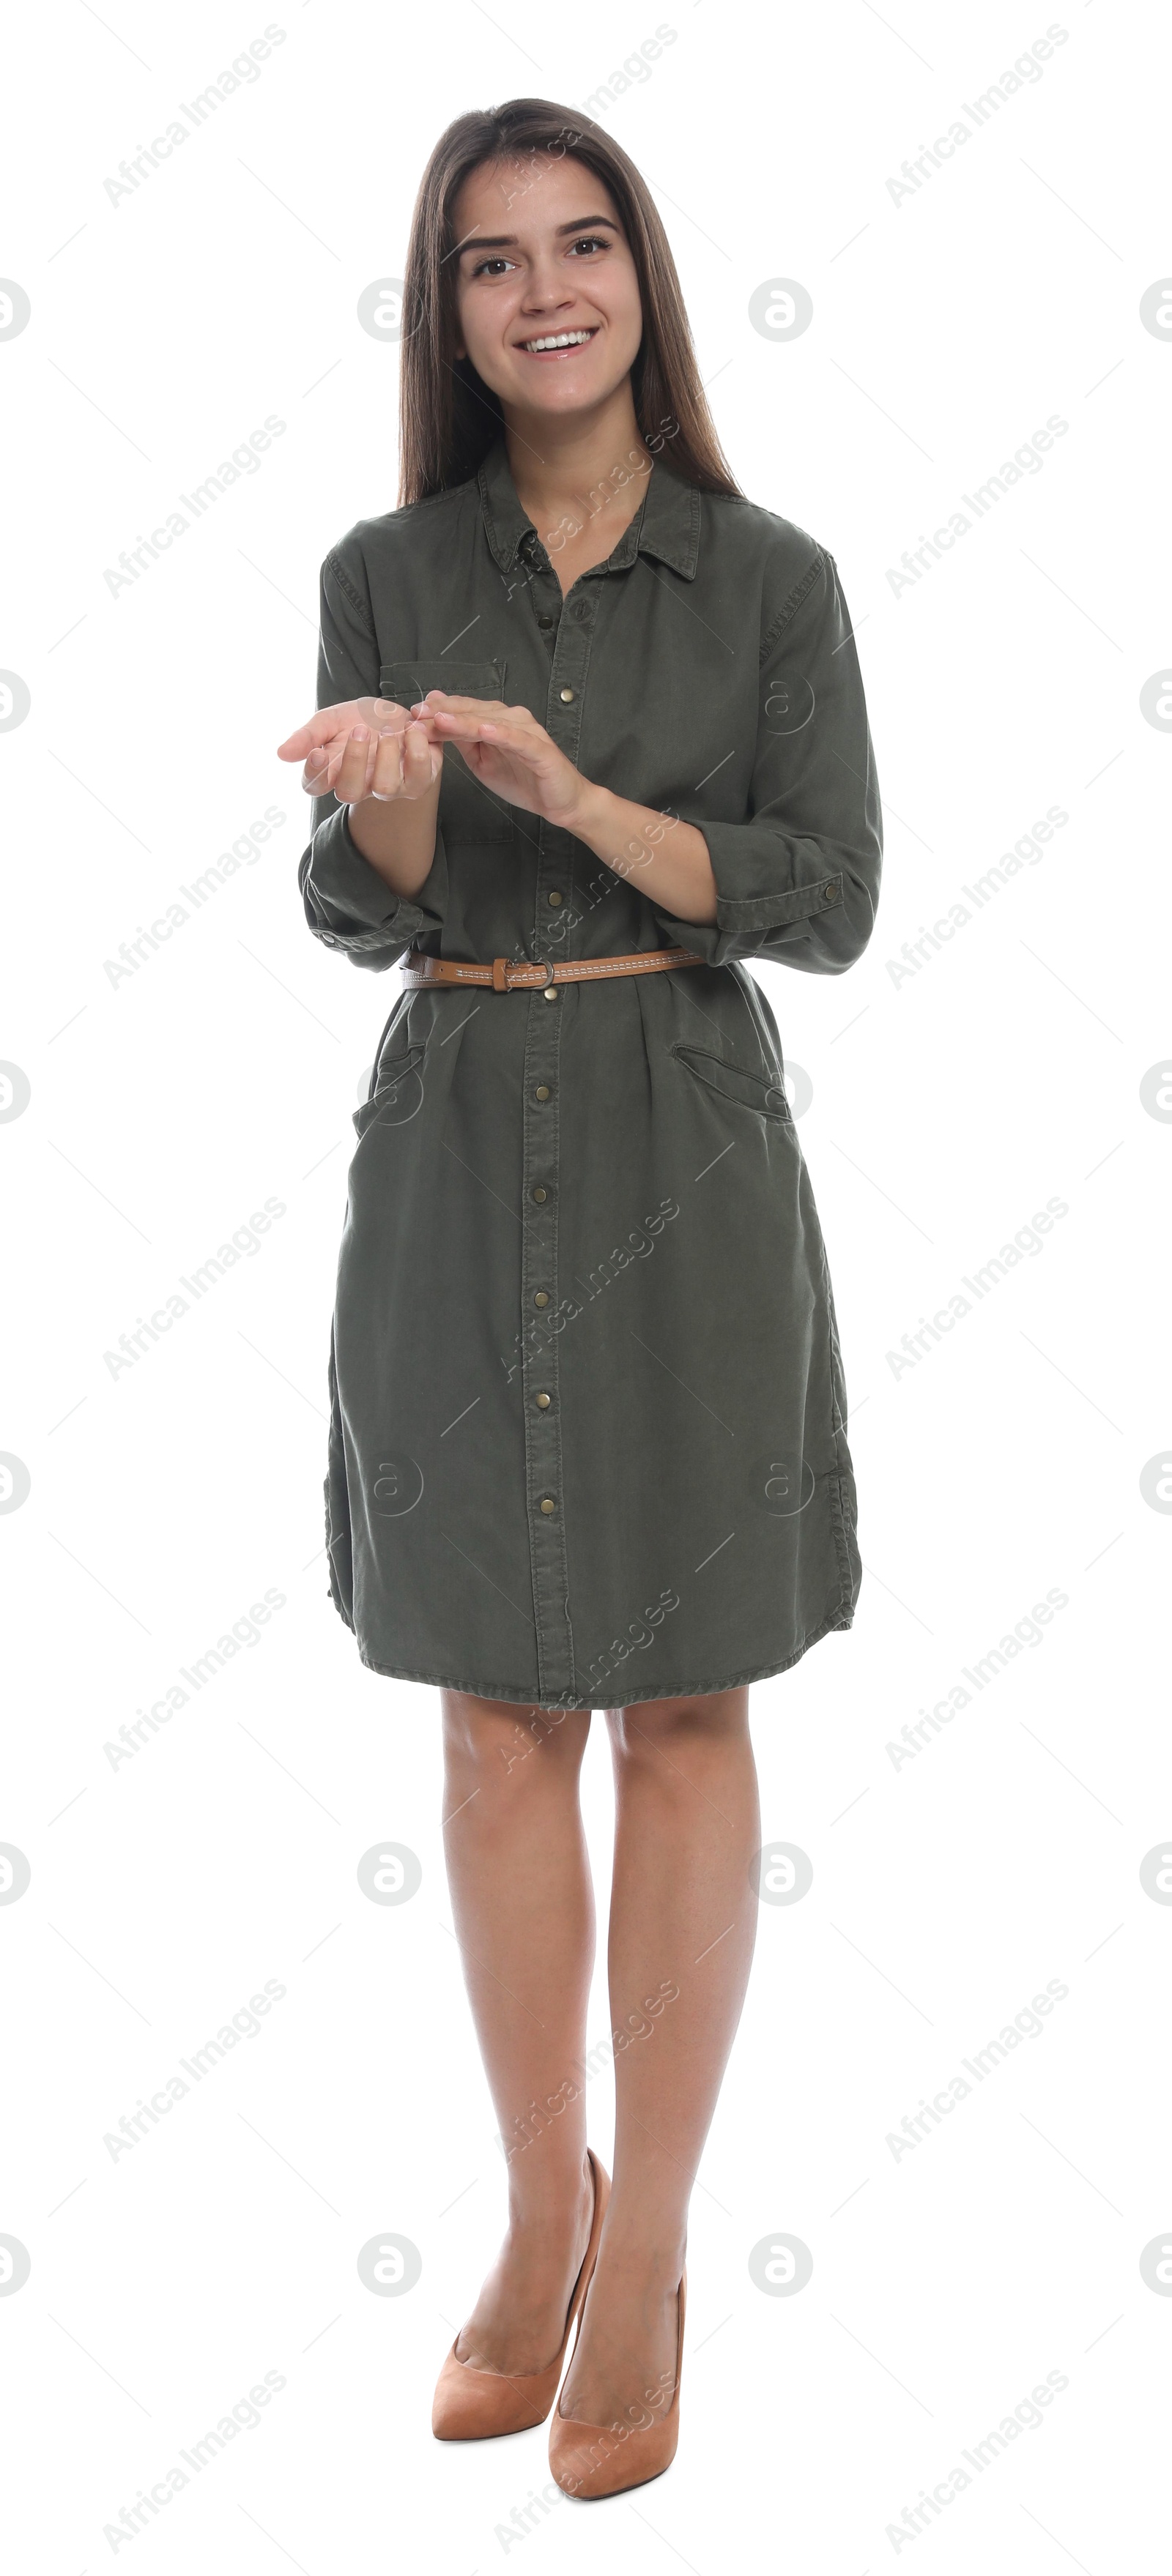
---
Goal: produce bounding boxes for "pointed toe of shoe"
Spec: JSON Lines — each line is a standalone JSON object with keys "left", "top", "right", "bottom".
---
{"left": 547, "top": 2407, "right": 679, "bottom": 2498}
{"left": 547, "top": 2263, "right": 687, "bottom": 2499}
{"left": 431, "top": 2340, "right": 559, "bottom": 2441}
{"left": 547, "top": 2413, "right": 629, "bottom": 2498}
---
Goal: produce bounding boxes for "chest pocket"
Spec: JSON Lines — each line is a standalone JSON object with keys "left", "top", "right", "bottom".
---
{"left": 379, "top": 659, "right": 511, "bottom": 844}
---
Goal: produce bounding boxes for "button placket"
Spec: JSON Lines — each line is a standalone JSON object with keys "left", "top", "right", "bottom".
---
{"left": 516, "top": 566, "right": 598, "bottom": 1701}
{"left": 520, "top": 975, "right": 573, "bottom": 1698}
{"left": 535, "top": 577, "right": 596, "bottom": 952}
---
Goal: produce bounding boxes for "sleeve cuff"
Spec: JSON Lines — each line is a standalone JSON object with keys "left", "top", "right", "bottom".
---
{"left": 653, "top": 817, "right": 845, "bottom": 967}
{"left": 300, "top": 805, "right": 448, "bottom": 960}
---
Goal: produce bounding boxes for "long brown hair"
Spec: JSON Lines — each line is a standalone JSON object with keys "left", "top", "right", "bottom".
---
{"left": 398, "top": 98, "right": 742, "bottom": 505}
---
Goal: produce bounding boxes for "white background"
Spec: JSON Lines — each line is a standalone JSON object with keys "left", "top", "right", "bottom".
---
{"left": 1, "top": 1, "right": 1169, "bottom": 2567}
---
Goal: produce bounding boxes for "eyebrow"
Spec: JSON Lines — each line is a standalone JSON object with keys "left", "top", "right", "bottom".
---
{"left": 458, "top": 215, "right": 619, "bottom": 255}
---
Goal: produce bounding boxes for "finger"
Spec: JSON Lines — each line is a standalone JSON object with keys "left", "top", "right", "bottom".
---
{"left": 278, "top": 704, "right": 362, "bottom": 759}
{"left": 401, "top": 719, "right": 438, "bottom": 792}
{"left": 278, "top": 698, "right": 401, "bottom": 759}
{"left": 426, "top": 709, "right": 530, "bottom": 753}
{"left": 280, "top": 720, "right": 335, "bottom": 759}
{"left": 422, "top": 691, "right": 511, "bottom": 717}
{"left": 334, "top": 724, "right": 377, "bottom": 803}
{"left": 425, "top": 706, "right": 502, "bottom": 733}
{"left": 368, "top": 729, "right": 404, "bottom": 801}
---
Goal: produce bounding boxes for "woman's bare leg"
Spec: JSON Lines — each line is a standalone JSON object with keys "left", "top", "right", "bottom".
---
{"left": 557, "top": 1688, "right": 760, "bottom": 2429}
{"left": 439, "top": 1690, "right": 597, "bottom": 2372}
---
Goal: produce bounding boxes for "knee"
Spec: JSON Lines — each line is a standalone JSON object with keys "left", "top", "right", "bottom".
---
{"left": 608, "top": 1689, "right": 748, "bottom": 1767}
{"left": 441, "top": 1693, "right": 589, "bottom": 1787}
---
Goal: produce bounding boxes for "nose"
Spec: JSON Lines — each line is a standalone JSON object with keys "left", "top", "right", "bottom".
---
{"left": 520, "top": 280, "right": 574, "bottom": 316}
{"left": 518, "top": 247, "right": 578, "bottom": 313}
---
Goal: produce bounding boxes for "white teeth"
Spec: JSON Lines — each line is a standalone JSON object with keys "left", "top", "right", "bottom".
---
{"left": 522, "top": 329, "right": 594, "bottom": 352}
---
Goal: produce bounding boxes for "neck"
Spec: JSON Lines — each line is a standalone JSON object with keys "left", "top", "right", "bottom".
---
{"left": 502, "top": 386, "right": 654, "bottom": 539}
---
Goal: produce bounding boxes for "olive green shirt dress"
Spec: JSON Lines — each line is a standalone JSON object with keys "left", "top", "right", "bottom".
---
{"left": 298, "top": 434, "right": 883, "bottom": 1710}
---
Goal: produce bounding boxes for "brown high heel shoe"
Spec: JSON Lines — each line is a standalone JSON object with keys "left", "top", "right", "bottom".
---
{"left": 548, "top": 2263, "right": 687, "bottom": 2498}
{"left": 431, "top": 2148, "right": 610, "bottom": 2441}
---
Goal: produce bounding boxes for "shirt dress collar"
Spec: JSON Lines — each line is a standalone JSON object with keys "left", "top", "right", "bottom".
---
{"left": 476, "top": 432, "right": 700, "bottom": 582}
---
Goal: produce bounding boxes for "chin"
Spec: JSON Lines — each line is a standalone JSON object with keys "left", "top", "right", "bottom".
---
{"left": 526, "top": 379, "right": 604, "bottom": 407}
{"left": 510, "top": 371, "right": 623, "bottom": 411}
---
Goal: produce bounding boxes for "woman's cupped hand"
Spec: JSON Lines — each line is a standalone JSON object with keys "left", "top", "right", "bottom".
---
{"left": 277, "top": 692, "right": 590, "bottom": 827}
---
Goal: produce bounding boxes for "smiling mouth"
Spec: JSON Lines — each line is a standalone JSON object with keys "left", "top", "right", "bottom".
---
{"left": 516, "top": 327, "right": 600, "bottom": 356}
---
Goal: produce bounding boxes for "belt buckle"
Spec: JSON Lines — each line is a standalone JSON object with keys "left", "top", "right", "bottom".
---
{"left": 494, "top": 956, "right": 557, "bottom": 994}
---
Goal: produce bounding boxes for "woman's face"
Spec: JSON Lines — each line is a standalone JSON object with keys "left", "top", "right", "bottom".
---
{"left": 450, "top": 154, "right": 644, "bottom": 424}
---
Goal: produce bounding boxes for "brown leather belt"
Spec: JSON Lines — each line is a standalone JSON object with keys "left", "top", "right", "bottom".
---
{"left": 399, "top": 941, "right": 705, "bottom": 994}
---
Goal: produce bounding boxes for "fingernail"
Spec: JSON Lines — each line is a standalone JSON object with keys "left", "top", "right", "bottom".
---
{"left": 352, "top": 724, "right": 369, "bottom": 741}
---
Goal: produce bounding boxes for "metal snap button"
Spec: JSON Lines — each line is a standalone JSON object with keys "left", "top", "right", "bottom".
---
{"left": 539, "top": 1496, "right": 556, "bottom": 1514}
{"left": 535, "top": 1391, "right": 552, "bottom": 1409}
{"left": 559, "top": 687, "right": 574, "bottom": 703}
{"left": 532, "top": 1185, "right": 548, "bottom": 1203}
{"left": 533, "top": 1291, "right": 550, "bottom": 1308}
{"left": 535, "top": 1084, "right": 551, "bottom": 1101}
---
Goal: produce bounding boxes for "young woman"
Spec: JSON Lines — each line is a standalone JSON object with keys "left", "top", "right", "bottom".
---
{"left": 278, "top": 98, "right": 882, "bottom": 2498}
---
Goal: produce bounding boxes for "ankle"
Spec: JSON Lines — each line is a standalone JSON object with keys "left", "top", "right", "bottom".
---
{"left": 505, "top": 2151, "right": 594, "bottom": 2236}
{"left": 593, "top": 2224, "right": 686, "bottom": 2287}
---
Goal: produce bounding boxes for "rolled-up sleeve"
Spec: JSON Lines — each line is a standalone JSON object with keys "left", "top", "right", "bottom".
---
{"left": 298, "top": 538, "right": 448, "bottom": 974}
{"left": 651, "top": 546, "right": 882, "bottom": 975}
